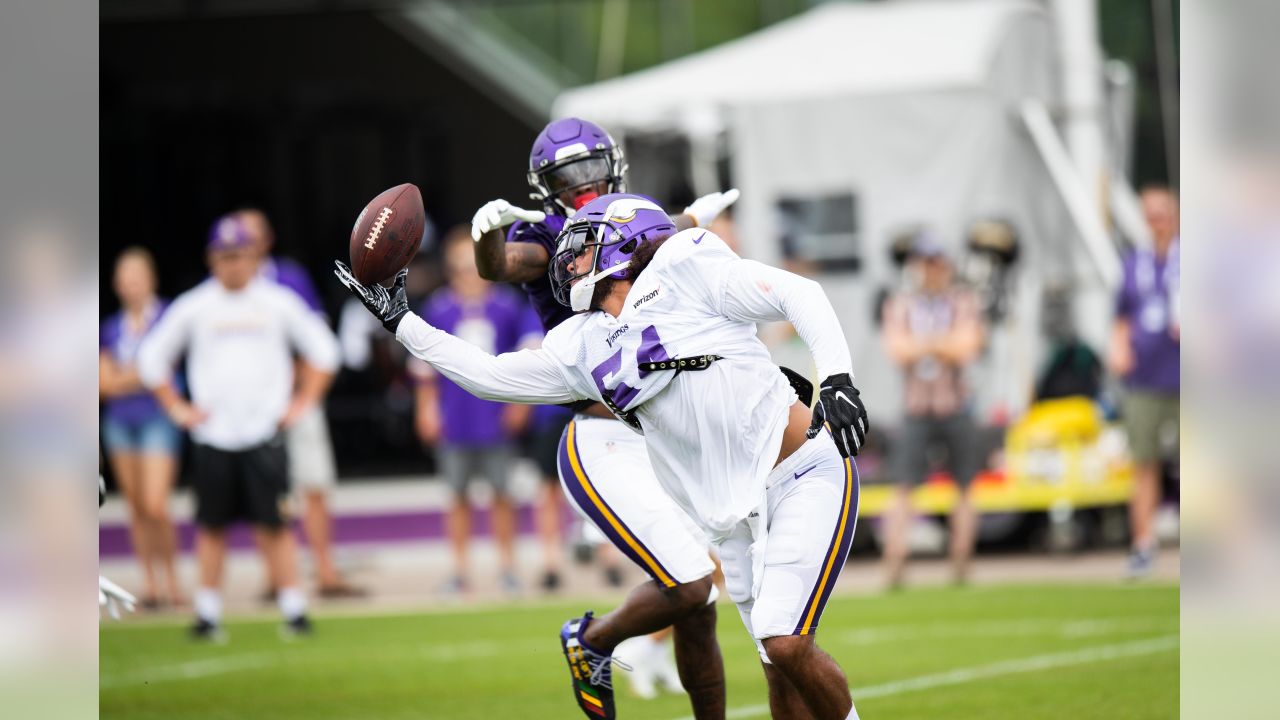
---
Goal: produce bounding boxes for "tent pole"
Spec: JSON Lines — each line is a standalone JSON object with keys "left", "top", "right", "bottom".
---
{"left": 1021, "top": 100, "right": 1122, "bottom": 289}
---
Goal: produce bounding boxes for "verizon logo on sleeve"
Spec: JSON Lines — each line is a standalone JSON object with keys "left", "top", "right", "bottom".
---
{"left": 632, "top": 285, "right": 661, "bottom": 309}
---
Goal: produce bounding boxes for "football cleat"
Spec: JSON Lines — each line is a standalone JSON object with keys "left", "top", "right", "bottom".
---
{"left": 189, "top": 618, "right": 227, "bottom": 644}
{"left": 559, "top": 612, "right": 631, "bottom": 719}
{"left": 279, "top": 614, "right": 314, "bottom": 640}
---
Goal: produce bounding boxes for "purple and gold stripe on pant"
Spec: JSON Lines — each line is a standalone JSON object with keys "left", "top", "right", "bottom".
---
{"left": 793, "top": 454, "right": 860, "bottom": 635}
{"left": 558, "top": 420, "right": 678, "bottom": 588}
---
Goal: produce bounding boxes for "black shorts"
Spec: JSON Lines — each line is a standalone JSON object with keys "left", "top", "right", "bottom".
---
{"left": 525, "top": 415, "right": 572, "bottom": 482}
{"left": 192, "top": 438, "right": 291, "bottom": 530}
{"left": 889, "top": 412, "right": 982, "bottom": 488}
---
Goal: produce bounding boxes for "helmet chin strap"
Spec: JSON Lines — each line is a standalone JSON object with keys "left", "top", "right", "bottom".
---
{"left": 570, "top": 260, "right": 631, "bottom": 313}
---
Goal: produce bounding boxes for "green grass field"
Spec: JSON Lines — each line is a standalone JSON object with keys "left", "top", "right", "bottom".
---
{"left": 101, "top": 582, "right": 1178, "bottom": 719}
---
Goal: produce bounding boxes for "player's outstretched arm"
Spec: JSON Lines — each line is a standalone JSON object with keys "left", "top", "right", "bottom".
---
{"left": 718, "top": 258, "right": 868, "bottom": 457}
{"left": 335, "top": 261, "right": 578, "bottom": 405}
{"left": 471, "top": 199, "right": 549, "bottom": 283}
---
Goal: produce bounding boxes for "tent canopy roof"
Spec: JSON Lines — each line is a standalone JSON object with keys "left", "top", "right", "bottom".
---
{"left": 556, "top": 0, "right": 1048, "bottom": 133}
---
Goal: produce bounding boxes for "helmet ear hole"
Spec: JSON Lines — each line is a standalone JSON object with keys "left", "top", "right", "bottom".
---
{"left": 620, "top": 239, "right": 637, "bottom": 254}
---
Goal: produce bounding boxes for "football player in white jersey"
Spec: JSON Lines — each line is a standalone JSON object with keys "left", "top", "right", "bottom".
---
{"left": 337, "top": 193, "right": 868, "bottom": 720}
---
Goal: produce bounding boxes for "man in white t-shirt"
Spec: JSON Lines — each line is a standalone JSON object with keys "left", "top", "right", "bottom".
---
{"left": 139, "top": 217, "right": 340, "bottom": 640}
{"left": 338, "top": 194, "right": 869, "bottom": 720}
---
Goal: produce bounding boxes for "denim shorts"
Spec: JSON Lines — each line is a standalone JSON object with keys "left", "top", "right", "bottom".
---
{"left": 101, "top": 415, "right": 182, "bottom": 455}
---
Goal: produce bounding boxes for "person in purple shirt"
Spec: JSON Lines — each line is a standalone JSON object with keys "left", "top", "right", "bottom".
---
{"left": 99, "top": 247, "right": 185, "bottom": 609}
{"left": 236, "top": 208, "right": 365, "bottom": 599}
{"left": 1108, "top": 186, "right": 1180, "bottom": 578}
{"left": 410, "top": 228, "right": 532, "bottom": 594}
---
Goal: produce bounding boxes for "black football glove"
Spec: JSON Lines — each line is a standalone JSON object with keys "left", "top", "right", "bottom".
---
{"left": 806, "top": 373, "right": 869, "bottom": 458}
{"left": 334, "top": 261, "right": 410, "bottom": 333}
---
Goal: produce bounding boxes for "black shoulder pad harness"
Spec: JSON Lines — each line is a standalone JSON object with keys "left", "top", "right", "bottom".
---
{"left": 602, "top": 354, "right": 725, "bottom": 430}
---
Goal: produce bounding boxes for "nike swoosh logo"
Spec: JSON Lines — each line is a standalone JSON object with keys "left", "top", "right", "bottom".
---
{"left": 693, "top": 232, "right": 707, "bottom": 244}
{"left": 794, "top": 464, "right": 818, "bottom": 479}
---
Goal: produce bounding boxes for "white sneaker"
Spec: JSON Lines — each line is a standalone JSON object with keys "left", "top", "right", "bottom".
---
{"left": 613, "top": 636, "right": 658, "bottom": 699}
{"left": 652, "top": 638, "right": 684, "bottom": 693}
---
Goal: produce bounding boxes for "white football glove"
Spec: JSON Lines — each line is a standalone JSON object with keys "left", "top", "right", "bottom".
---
{"left": 682, "top": 188, "right": 740, "bottom": 228}
{"left": 470, "top": 199, "right": 546, "bottom": 241}
{"left": 99, "top": 575, "right": 137, "bottom": 620}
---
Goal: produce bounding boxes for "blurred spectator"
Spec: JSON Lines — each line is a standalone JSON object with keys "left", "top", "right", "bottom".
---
{"left": 138, "top": 216, "right": 339, "bottom": 639}
{"left": 236, "top": 209, "right": 365, "bottom": 598}
{"left": 516, "top": 304, "right": 574, "bottom": 592}
{"left": 1107, "top": 187, "right": 1180, "bottom": 579}
{"left": 410, "top": 229, "right": 531, "bottom": 594}
{"left": 880, "top": 236, "right": 986, "bottom": 588}
{"left": 99, "top": 248, "right": 184, "bottom": 609}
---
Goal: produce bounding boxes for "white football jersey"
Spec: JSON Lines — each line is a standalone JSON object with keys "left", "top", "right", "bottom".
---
{"left": 397, "top": 228, "right": 853, "bottom": 540}
{"left": 539, "top": 230, "right": 817, "bottom": 537}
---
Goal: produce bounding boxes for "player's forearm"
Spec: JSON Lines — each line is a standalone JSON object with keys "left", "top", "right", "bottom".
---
{"left": 477, "top": 237, "right": 551, "bottom": 285}
{"left": 473, "top": 228, "right": 510, "bottom": 281}
{"left": 396, "top": 312, "right": 577, "bottom": 405}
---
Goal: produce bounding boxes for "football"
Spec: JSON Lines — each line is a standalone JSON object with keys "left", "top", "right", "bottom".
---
{"left": 349, "top": 183, "right": 426, "bottom": 284}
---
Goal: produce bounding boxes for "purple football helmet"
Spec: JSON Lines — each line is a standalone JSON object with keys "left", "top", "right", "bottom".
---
{"left": 528, "top": 118, "right": 627, "bottom": 217}
{"left": 550, "top": 193, "right": 675, "bottom": 312}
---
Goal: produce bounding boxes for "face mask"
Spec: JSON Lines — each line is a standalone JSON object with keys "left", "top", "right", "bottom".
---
{"left": 568, "top": 260, "right": 631, "bottom": 312}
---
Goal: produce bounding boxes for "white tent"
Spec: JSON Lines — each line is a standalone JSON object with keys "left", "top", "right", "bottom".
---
{"left": 556, "top": 0, "right": 1116, "bottom": 423}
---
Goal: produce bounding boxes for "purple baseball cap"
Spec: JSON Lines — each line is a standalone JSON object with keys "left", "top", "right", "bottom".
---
{"left": 206, "top": 214, "right": 253, "bottom": 251}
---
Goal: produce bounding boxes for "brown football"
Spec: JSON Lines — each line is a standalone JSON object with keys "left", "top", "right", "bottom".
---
{"left": 349, "top": 183, "right": 425, "bottom": 284}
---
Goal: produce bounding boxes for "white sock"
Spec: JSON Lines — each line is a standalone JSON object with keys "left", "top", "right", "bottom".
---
{"left": 194, "top": 588, "right": 222, "bottom": 624}
{"left": 846, "top": 702, "right": 860, "bottom": 719}
{"left": 277, "top": 586, "right": 308, "bottom": 621}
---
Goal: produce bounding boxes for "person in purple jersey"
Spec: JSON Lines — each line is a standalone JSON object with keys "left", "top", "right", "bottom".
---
{"left": 467, "top": 118, "right": 738, "bottom": 720}
{"left": 410, "top": 228, "right": 533, "bottom": 594}
{"left": 1107, "top": 186, "right": 1180, "bottom": 579}
{"left": 236, "top": 209, "right": 366, "bottom": 599}
{"left": 100, "top": 247, "right": 185, "bottom": 610}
